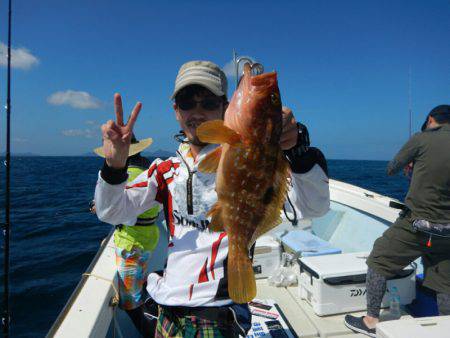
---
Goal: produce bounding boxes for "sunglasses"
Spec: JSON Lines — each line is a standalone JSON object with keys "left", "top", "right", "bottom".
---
{"left": 176, "top": 97, "right": 223, "bottom": 111}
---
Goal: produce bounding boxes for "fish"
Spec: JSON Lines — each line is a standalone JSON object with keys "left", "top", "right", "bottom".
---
{"left": 196, "top": 63, "right": 290, "bottom": 303}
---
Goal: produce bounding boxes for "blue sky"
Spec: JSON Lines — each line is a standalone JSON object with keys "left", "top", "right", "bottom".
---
{"left": 0, "top": 0, "right": 448, "bottom": 159}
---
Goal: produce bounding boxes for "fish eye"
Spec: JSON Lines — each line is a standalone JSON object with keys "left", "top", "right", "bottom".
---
{"left": 270, "top": 93, "right": 280, "bottom": 106}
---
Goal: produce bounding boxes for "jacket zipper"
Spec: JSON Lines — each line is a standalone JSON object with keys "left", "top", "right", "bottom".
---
{"left": 177, "top": 150, "right": 195, "bottom": 215}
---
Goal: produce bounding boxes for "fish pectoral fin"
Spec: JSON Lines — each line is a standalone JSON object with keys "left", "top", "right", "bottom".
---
{"left": 262, "top": 186, "right": 274, "bottom": 205}
{"left": 207, "top": 202, "right": 225, "bottom": 232}
{"left": 198, "top": 146, "right": 222, "bottom": 173}
{"left": 196, "top": 120, "right": 241, "bottom": 145}
{"left": 249, "top": 215, "right": 283, "bottom": 248}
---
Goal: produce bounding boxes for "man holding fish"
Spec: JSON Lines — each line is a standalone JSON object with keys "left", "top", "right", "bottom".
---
{"left": 95, "top": 60, "right": 330, "bottom": 337}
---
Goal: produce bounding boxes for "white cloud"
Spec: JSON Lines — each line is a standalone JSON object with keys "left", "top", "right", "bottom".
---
{"left": 48, "top": 90, "right": 102, "bottom": 109}
{"left": 222, "top": 60, "right": 236, "bottom": 78}
{"left": 85, "top": 120, "right": 96, "bottom": 125}
{"left": 62, "top": 129, "right": 84, "bottom": 137}
{"left": 61, "top": 128, "right": 98, "bottom": 138}
{"left": 223, "top": 55, "right": 258, "bottom": 79}
{"left": 0, "top": 42, "right": 39, "bottom": 70}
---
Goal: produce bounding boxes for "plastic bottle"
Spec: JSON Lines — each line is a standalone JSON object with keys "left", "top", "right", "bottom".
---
{"left": 267, "top": 253, "right": 298, "bottom": 287}
{"left": 389, "top": 286, "right": 401, "bottom": 319}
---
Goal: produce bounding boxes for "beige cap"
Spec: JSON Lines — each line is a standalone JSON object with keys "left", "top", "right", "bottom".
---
{"left": 93, "top": 137, "right": 153, "bottom": 158}
{"left": 171, "top": 60, "right": 228, "bottom": 100}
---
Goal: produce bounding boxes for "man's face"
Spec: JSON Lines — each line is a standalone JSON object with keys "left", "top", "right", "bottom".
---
{"left": 427, "top": 116, "right": 439, "bottom": 129}
{"left": 174, "top": 87, "right": 227, "bottom": 146}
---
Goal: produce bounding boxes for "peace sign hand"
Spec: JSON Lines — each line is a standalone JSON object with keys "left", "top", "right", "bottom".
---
{"left": 101, "top": 93, "right": 142, "bottom": 169}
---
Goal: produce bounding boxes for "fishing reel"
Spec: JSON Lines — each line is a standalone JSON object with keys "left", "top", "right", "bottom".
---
{"left": 295, "top": 122, "right": 310, "bottom": 154}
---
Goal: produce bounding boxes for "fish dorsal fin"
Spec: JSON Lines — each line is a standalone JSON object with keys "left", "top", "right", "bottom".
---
{"left": 207, "top": 202, "right": 225, "bottom": 232}
{"left": 196, "top": 120, "right": 241, "bottom": 145}
{"left": 198, "top": 146, "right": 222, "bottom": 173}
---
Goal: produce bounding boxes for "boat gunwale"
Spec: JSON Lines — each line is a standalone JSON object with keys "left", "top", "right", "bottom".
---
{"left": 46, "top": 229, "right": 115, "bottom": 337}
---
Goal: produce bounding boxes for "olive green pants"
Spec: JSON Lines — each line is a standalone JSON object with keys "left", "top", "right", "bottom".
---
{"left": 367, "top": 215, "right": 450, "bottom": 294}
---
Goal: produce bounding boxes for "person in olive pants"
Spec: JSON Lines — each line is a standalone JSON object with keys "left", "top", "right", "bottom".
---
{"left": 345, "top": 105, "right": 450, "bottom": 337}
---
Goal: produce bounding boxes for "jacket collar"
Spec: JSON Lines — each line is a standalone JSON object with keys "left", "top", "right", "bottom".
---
{"left": 176, "top": 142, "right": 218, "bottom": 169}
{"left": 440, "top": 124, "right": 450, "bottom": 131}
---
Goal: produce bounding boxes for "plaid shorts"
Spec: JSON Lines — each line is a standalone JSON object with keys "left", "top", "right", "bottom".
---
{"left": 155, "top": 307, "right": 236, "bottom": 338}
{"left": 115, "top": 247, "right": 152, "bottom": 310}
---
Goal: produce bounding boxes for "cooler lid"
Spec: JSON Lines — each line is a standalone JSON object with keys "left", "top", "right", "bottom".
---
{"left": 278, "top": 229, "right": 341, "bottom": 256}
{"left": 299, "top": 252, "right": 371, "bottom": 279}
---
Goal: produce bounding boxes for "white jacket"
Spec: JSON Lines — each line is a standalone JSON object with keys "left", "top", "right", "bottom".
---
{"left": 95, "top": 142, "right": 330, "bottom": 307}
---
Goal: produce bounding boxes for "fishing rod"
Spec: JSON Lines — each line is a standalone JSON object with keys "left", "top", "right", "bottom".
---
{"left": 408, "top": 65, "right": 412, "bottom": 137}
{"left": 2, "top": 0, "right": 12, "bottom": 336}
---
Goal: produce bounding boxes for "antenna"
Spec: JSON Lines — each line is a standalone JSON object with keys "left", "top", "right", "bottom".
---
{"left": 2, "top": 0, "right": 12, "bottom": 336}
{"left": 233, "top": 49, "right": 238, "bottom": 90}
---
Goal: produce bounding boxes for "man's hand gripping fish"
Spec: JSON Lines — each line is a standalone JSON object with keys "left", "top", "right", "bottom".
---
{"left": 196, "top": 63, "right": 290, "bottom": 303}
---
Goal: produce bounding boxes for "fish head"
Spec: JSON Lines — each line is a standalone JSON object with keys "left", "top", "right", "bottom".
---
{"left": 225, "top": 63, "right": 282, "bottom": 144}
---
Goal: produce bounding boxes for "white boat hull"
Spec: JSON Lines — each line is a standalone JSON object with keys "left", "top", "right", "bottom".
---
{"left": 47, "top": 179, "right": 432, "bottom": 338}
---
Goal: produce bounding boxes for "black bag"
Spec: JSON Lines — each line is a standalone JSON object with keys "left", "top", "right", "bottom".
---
{"left": 126, "top": 298, "right": 159, "bottom": 338}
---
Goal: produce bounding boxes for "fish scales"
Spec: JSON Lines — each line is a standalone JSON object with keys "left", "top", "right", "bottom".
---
{"left": 197, "top": 63, "right": 290, "bottom": 303}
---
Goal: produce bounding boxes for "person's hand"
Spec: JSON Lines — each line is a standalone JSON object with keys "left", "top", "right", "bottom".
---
{"left": 280, "top": 106, "right": 298, "bottom": 150}
{"left": 89, "top": 200, "right": 96, "bottom": 214}
{"left": 403, "top": 162, "right": 413, "bottom": 178}
{"left": 101, "top": 93, "right": 142, "bottom": 169}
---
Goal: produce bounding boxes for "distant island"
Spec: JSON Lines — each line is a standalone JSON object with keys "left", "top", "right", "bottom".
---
{"left": 0, "top": 151, "right": 389, "bottom": 162}
{"left": 80, "top": 149, "right": 174, "bottom": 158}
{"left": 0, "top": 152, "right": 40, "bottom": 156}
{"left": 81, "top": 151, "right": 97, "bottom": 157}
{"left": 0, "top": 149, "right": 174, "bottom": 158}
{"left": 143, "top": 149, "right": 174, "bottom": 158}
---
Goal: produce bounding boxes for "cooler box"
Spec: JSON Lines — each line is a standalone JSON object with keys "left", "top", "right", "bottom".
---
{"left": 376, "top": 315, "right": 450, "bottom": 338}
{"left": 298, "top": 252, "right": 416, "bottom": 316}
{"left": 278, "top": 230, "right": 341, "bottom": 257}
{"left": 252, "top": 236, "right": 281, "bottom": 279}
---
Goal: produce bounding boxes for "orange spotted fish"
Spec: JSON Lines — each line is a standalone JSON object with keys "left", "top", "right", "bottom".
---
{"left": 196, "top": 63, "right": 290, "bottom": 303}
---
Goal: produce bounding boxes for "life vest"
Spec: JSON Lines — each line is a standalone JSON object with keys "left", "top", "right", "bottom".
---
{"left": 113, "top": 165, "right": 160, "bottom": 251}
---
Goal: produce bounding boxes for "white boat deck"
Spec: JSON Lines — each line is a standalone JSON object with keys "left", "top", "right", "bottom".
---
{"left": 256, "top": 279, "right": 411, "bottom": 338}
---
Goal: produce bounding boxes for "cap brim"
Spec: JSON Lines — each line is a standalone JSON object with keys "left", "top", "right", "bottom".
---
{"left": 93, "top": 138, "right": 153, "bottom": 158}
{"left": 171, "top": 80, "right": 225, "bottom": 100}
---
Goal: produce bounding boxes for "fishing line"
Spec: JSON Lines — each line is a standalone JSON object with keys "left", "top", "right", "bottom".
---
{"left": 2, "top": 0, "right": 13, "bottom": 336}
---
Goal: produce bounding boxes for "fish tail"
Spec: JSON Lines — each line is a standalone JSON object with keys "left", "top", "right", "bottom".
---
{"left": 228, "top": 245, "right": 256, "bottom": 303}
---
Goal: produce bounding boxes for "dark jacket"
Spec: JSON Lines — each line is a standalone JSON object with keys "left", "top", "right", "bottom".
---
{"left": 387, "top": 124, "right": 450, "bottom": 223}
